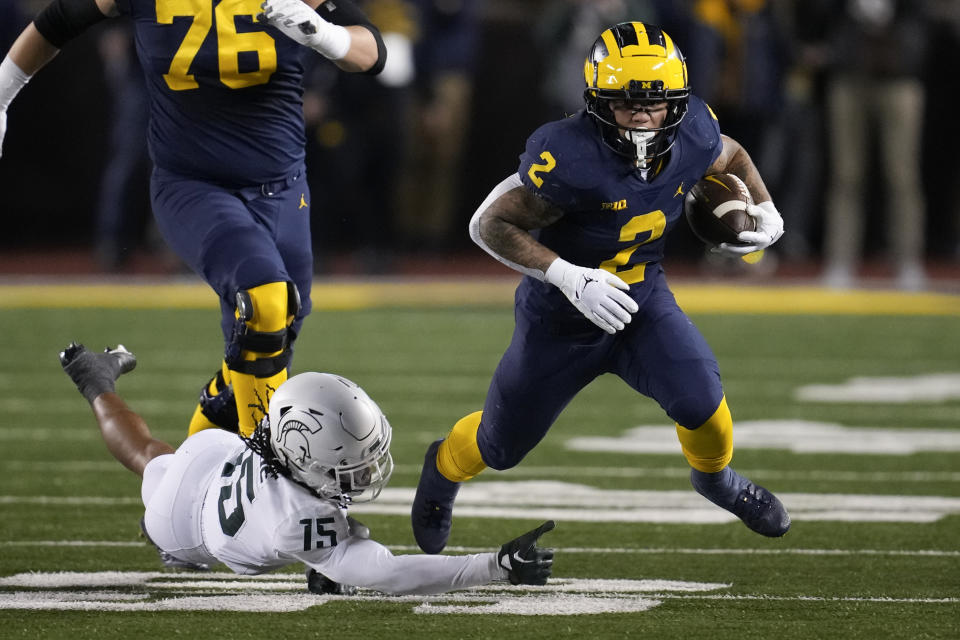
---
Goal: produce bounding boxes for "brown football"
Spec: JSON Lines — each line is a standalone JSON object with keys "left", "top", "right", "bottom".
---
{"left": 685, "top": 173, "right": 756, "bottom": 246}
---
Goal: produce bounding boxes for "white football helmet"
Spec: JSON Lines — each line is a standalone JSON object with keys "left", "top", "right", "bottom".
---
{"left": 267, "top": 372, "right": 393, "bottom": 503}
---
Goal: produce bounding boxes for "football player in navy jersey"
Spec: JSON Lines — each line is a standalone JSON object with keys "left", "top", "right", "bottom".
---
{"left": 411, "top": 22, "right": 789, "bottom": 555}
{"left": 0, "top": 0, "right": 385, "bottom": 439}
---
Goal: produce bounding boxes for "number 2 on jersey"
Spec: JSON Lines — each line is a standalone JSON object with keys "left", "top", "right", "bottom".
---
{"left": 157, "top": 0, "right": 277, "bottom": 90}
{"left": 599, "top": 210, "right": 666, "bottom": 284}
{"left": 527, "top": 151, "right": 557, "bottom": 188}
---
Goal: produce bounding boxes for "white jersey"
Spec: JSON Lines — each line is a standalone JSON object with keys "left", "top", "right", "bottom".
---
{"left": 141, "top": 429, "right": 506, "bottom": 595}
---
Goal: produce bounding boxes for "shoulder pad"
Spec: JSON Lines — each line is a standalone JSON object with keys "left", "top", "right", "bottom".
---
{"left": 680, "top": 95, "right": 723, "bottom": 159}
{"left": 518, "top": 116, "right": 604, "bottom": 209}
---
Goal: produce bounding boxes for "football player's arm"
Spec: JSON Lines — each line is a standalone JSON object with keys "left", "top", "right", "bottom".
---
{"left": 302, "top": 537, "right": 504, "bottom": 595}
{"left": 297, "top": 520, "right": 554, "bottom": 594}
{"left": 707, "top": 134, "right": 784, "bottom": 254}
{"left": 1, "top": 0, "right": 115, "bottom": 158}
{"left": 470, "top": 175, "right": 638, "bottom": 334}
{"left": 260, "top": 0, "right": 385, "bottom": 74}
{"left": 708, "top": 134, "right": 772, "bottom": 204}
{"left": 469, "top": 173, "right": 565, "bottom": 278}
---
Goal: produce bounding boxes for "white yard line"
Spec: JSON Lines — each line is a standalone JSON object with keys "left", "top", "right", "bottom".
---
{"left": 0, "top": 573, "right": 956, "bottom": 614}
{"left": 0, "top": 540, "right": 956, "bottom": 557}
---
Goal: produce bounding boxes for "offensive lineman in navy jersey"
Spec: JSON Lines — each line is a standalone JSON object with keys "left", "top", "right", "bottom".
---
{"left": 0, "top": 0, "right": 385, "bottom": 439}
{"left": 412, "top": 22, "right": 790, "bottom": 554}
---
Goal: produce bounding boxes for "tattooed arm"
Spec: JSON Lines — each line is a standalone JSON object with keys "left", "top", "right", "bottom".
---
{"left": 468, "top": 173, "right": 637, "bottom": 334}
{"left": 468, "top": 174, "right": 565, "bottom": 279}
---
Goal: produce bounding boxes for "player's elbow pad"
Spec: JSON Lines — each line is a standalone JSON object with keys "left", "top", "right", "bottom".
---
{"left": 33, "top": 0, "right": 107, "bottom": 49}
{"left": 317, "top": 0, "right": 387, "bottom": 74}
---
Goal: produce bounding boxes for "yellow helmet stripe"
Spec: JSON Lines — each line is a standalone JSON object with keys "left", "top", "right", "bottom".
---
{"left": 600, "top": 29, "right": 620, "bottom": 59}
{"left": 604, "top": 22, "right": 669, "bottom": 57}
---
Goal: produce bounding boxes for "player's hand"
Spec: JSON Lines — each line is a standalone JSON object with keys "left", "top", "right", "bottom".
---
{"left": 497, "top": 520, "right": 555, "bottom": 586}
{"left": 715, "top": 201, "right": 784, "bottom": 256}
{"left": 258, "top": 0, "right": 351, "bottom": 60}
{"left": 545, "top": 258, "right": 638, "bottom": 334}
{"left": 60, "top": 342, "right": 137, "bottom": 403}
{"left": 347, "top": 515, "right": 370, "bottom": 539}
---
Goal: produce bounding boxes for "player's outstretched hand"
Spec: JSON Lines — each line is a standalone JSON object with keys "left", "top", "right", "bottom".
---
{"left": 545, "top": 258, "right": 638, "bottom": 334}
{"left": 60, "top": 342, "right": 137, "bottom": 403}
{"left": 497, "top": 520, "right": 556, "bottom": 586}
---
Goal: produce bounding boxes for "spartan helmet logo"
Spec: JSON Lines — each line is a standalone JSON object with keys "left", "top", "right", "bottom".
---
{"left": 276, "top": 415, "right": 320, "bottom": 471}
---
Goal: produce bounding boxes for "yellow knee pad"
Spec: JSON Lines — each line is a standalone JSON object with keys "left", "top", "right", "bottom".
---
{"left": 227, "top": 281, "right": 299, "bottom": 436}
{"left": 437, "top": 411, "right": 488, "bottom": 482}
{"left": 675, "top": 396, "right": 734, "bottom": 473}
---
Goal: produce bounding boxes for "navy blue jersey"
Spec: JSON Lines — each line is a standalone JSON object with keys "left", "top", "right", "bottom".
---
{"left": 117, "top": 0, "right": 308, "bottom": 186}
{"left": 517, "top": 95, "right": 721, "bottom": 310}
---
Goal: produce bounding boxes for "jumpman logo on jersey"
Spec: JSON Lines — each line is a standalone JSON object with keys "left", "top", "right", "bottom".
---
{"left": 299, "top": 194, "right": 308, "bottom": 209}
{"left": 674, "top": 182, "right": 685, "bottom": 197}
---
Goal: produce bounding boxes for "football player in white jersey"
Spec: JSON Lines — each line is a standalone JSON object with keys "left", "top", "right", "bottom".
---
{"left": 60, "top": 342, "right": 555, "bottom": 595}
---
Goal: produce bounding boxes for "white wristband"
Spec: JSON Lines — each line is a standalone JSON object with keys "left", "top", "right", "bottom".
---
{"left": 543, "top": 257, "right": 573, "bottom": 287}
{"left": 0, "top": 56, "right": 31, "bottom": 111}
{"left": 312, "top": 21, "right": 351, "bottom": 61}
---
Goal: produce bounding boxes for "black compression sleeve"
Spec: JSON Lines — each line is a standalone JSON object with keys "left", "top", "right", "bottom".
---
{"left": 317, "top": 0, "right": 387, "bottom": 75}
{"left": 34, "top": 0, "right": 107, "bottom": 49}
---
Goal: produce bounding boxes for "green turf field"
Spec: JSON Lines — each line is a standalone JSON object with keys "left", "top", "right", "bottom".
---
{"left": 1, "top": 281, "right": 958, "bottom": 639}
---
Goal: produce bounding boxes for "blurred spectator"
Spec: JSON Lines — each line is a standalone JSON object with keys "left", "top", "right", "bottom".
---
{"left": 684, "top": 0, "right": 789, "bottom": 164}
{"left": 304, "top": 0, "right": 418, "bottom": 272}
{"left": 758, "top": 0, "right": 831, "bottom": 260}
{"left": 395, "top": 0, "right": 480, "bottom": 250}
{"left": 93, "top": 22, "right": 151, "bottom": 271}
{"left": 818, "top": 0, "right": 930, "bottom": 290}
{"left": 534, "top": 0, "right": 661, "bottom": 120}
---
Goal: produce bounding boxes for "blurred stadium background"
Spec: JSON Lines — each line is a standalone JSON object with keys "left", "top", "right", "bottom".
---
{"left": 1, "top": 0, "right": 959, "bottom": 289}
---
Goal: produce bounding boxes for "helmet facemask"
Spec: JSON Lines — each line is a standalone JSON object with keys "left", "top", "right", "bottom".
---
{"left": 583, "top": 23, "right": 691, "bottom": 170}
{"left": 301, "top": 431, "right": 394, "bottom": 503}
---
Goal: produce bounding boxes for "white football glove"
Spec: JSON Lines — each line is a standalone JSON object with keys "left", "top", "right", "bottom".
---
{"left": 258, "top": 0, "right": 351, "bottom": 60}
{"left": 0, "top": 56, "right": 33, "bottom": 159}
{"left": 715, "top": 201, "right": 784, "bottom": 256}
{"left": 544, "top": 258, "right": 639, "bottom": 334}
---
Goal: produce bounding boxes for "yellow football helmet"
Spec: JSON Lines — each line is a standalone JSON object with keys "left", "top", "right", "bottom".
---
{"left": 583, "top": 22, "right": 690, "bottom": 167}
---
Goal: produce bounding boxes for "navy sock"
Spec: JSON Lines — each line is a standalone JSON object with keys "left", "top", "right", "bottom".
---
{"left": 690, "top": 466, "right": 739, "bottom": 507}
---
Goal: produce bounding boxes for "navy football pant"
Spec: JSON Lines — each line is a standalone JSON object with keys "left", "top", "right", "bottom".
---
{"left": 149, "top": 167, "right": 314, "bottom": 342}
{"left": 476, "top": 271, "right": 723, "bottom": 470}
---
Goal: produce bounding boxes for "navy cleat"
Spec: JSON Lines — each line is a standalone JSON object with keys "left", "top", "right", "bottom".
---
{"left": 691, "top": 467, "right": 791, "bottom": 537}
{"left": 411, "top": 439, "right": 461, "bottom": 554}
